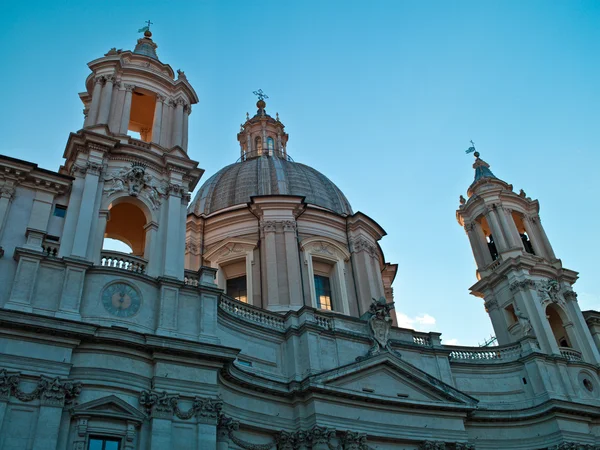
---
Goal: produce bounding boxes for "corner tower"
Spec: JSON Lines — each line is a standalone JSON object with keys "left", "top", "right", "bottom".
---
{"left": 456, "top": 149, "right": 600, "bottom": 364}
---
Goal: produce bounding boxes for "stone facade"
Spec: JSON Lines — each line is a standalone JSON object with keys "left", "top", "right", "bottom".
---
{"left": 0, "top": 33, "right": 599, "bottom": 450}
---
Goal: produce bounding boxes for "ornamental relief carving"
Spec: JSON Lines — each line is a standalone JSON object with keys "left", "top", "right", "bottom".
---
{"left": 350, "top": 237, "right": 377, "bottom": 257}
{"left": 139, "top": 389, "right": 222, "bottom": 422}
{"left": 103, "top": 164, "right": 166, "bottom": 210}
{"left": 509, "top": 279, "right": 536, "bottom": 292}
{"left": 0, "top": 368, "right": 82, "bottom": 406}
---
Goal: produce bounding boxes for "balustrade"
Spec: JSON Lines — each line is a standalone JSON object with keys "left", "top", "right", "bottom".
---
{"left": 184, "top": 270, "right": 200, "bottom": 287}
{"left": 559, "top": 347, "right": 583, "bottom": 362}
{"left": 413, "top": 334, "right": 432, "bottom": 346}
{"left": 100, "top": 250, "right": 147, "bottom": 274}
{"left": 219, "top": 296, "right": 286, "bottom": 330}
{"left": 448, "top": 343, "right": 521, "bottom": 362}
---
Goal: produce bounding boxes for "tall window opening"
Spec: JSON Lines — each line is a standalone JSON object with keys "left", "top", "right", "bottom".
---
{"left": 477, "top": 215, "right": 498, "bottom": 261}
{"left": 255, "top": 136, "right": 263, "bottom": 154}
{"left": 128, "top": 90, "right": 156, "bottom": 142}
{"left": 505, "top": 303, "right": 518, "bottom": 326}
{"left": 267, "top": 137, "right": 275, "bottom": 153}
{"left": 89, "top": 437, "right": 121, "bottom": 450}
{"left": 314, "top": 274, "right": 333, "bottom": 311}
{"left": 546, "top": 304, "right": 571, "bottom": 348}
{"left": 511, "top": 212, "right": 535, "bottom": 255}
{"left": 103, "top": 201, "right": 147, "bottom": 257}
{"left": 227, "top": 276, "right": 247, "bottom": 303}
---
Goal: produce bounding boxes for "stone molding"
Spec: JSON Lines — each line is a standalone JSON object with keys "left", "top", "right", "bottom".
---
{"left": 185, "top": 241, "right": 200, "bottom": 255}
{"left": 420, "top": 442, "right": 475, "bottom": 450}
{"left": 0, "top": 183, "right": 16, "bottom": 200}
{"left": 349, "top": 236, "right": 377, "bottom": 257}
{"left": 138, "top": 389, "right": 222, "bottom": 422}
{"left": 0, "top": 368, "right": 82, "bottom": 407}
{"left": 547, "top": 444, "right": 598, "bottom": 450}
{"left": 509, "top": 279, "right": 536, "bottom": 292}
{"left": 103, "top": 164, "right": 165, "bottom": 209}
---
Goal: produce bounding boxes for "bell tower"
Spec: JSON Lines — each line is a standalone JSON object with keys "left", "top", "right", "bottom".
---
{"left": 456, "top": 148, "right": 600, "bottom": 364}
{"left": 57, "top": 28, "right": 203, "bottom": 281}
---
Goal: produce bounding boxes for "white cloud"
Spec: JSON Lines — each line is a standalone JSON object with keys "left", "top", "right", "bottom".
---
{"left": 444, "top": 338, "right": 459, "bottom": 346}
{"left": 395, "top": 312, "right": 437, "bottom": 329}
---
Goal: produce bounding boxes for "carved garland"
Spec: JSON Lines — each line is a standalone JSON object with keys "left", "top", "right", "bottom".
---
{"left": 139, "top": 390, "right": 223, "bottom": 421}
{"left": 0, "top": 369, "right": 82, "bottom": 406}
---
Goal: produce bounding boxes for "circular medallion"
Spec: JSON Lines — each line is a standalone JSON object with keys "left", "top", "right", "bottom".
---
{"left": 101, "top": 282, "right": 141, "bottom": 317}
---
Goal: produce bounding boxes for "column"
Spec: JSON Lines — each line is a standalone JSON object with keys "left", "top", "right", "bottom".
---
{"left": 86, "top": 76, "right": 104, "bottom": 126}
{"left": 197, "top": 423, "right": 217, "bottom": 450}
{"left": 163, "top": 187, "right": 183, "bottom": 279}
{"left": 120, "top": 84, "right": 135, "bottom": 134}
{"left": 150, "top": 418, "right": 173, "bottom": 450}
{"left": 25, "top": 191, "right": 55, "bottom": 250}
{"left": 58, "top": 175, "right": 84, "bottom": 257}
{"left": 144, "top": 222, "right": 159, "bottom": 277}
{"left": 533, "top": 216, "right": 556, "bottom": 260}
{"left": 72, "top": 165, "right": 102, "bottom": 258}
{"left": 0, "top": 183, "right": 16, "bottom": 241}
{"left": 465, "top": 223, "right": 487, "bottom": 268}
{"left": 496, "top": 207, "right": 519, "bottom": 248}
{"left": 262, "top": 221, "right": 279, "bottom": 308}
{"left": 473, "top": 221, "right": 493, "bottom": 265}
{"left": 283, "top": 221, "right": 303, "bottom": 309}
{"left": 32, "top": 403, "right": 63, "bottom": 450}
{"left": 97, "top": 75, "right": 115, "bottom": 125}
{"left": 182, "top": 104, "right": 190, "bottom": 151}
{"left": 172, "top": 99, "right": 185, "bottom": 148}
{"left": 92, "top": 210, "right": 109, "bottom": 265}
{"left": 522, "top": 216, "right": 545, "bottom": 257}
{"left": 565, "top": 300, "right": 600, "bottom": 364}
{"left": 151, "top": 94, "right": 165, "bottom": 144}
{"left": 484, "top": 207, "right": 507, "bottom": 251}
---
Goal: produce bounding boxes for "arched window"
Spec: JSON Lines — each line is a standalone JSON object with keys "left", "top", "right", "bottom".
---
{"left": 477, "top": 215, "right": 498, "bottom": 261}
{"left": 103, "top": 201, "right": 147, "bottom": 256}
{"left": 267, "top": 137, "right": 275, "bottom": 153}
{"left": 546, "top": 304, "right": 572, "bottom": 348}
{"left": 512, "top": 212, "right": 535, "bottom": 255}
{"left": 255, "top": 136, "right": 262, "bottom": 154}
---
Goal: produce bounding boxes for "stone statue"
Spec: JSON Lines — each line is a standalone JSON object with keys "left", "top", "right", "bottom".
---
{"left": 459, "top": 195, "right": 466, "bottom": 206}
{"left": 514, "top": 305, "right": 534, "bottom": 337}
{"left": 519, "top": 189, "right": 526, "bottom": 198}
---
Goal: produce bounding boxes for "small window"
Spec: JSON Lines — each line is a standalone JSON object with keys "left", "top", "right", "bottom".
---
{"left": 267, "top": 137, "right": 275, "bottom": 151}
{"left": 89, "top": 437, "right": 121, "bottom": 450}
{"left": 314, "top": 275, "right": 333, "bottom": 310}
{"left": 54, "top": 205, "right": 67, "bottom": 218}
{"left": 227, "top": 276, "right": 247, "bottom": 303}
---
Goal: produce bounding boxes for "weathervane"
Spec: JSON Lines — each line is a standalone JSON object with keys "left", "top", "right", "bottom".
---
{"left": 465, "top": 140, "right": 479, "bottom": 157}
{"left": 253, "top": 89, "right": 269, "bottom": 101}
{"left": 138, "top": 20, "right": 153, "bottom": 33}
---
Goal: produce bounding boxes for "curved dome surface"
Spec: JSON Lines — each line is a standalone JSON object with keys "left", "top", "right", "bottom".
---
{"left": 189, "top": 155, "right": 353, "bottom": 216}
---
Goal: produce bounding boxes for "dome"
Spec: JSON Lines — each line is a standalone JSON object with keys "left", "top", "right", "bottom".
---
{"left": 189, "top": 155, "right": 353, "bottom": 216}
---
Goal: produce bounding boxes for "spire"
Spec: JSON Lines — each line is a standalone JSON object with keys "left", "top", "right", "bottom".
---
{"left": 133, "top": 22, "right": 159, "bottom": 60}
{"left": 472, "top": 152, "right": 497, "bottom": 182}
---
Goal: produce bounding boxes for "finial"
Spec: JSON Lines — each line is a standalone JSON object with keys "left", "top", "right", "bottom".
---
{"left": 138, "top": 20, "right": 153, "bottom": 38}
{"left": 276, "top": 112, "right": 279, "bottom": 121}
{"left": 246, "top": 112, "right": 249, "bottom": 121}
{"left": 252, "top": 89, "right": 269, "bottom": 101}
{"left": 465, "top": 140, "right": 479, "bottom": 158}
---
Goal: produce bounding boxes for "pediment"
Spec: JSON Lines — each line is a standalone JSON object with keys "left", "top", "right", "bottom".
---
{"left": 71, "top": 395, "right": 146, "bottom": 422}
{"left": 310, "top": 353, "right": 477, "bottom": 406}
{"left": 167, "top": 146, "right": 188, "bottom": 159}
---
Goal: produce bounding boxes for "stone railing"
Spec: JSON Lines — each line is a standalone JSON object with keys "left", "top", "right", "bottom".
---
{"left": 559, "top": 347, "right": 583, "bottom": 362}
{"left": 128, "top": 137, "right": 151, "bottom": 149}
{"left": 413, "top": 333, "right": 432, "bottom": 346}
{"left": 100, "top": 251, "right": 147, "bottom": 274}
{"left": 184, "top": 270, "right": 200, "bottom": 287}
{"left": 219, "top": 296, "right": 286, "bottom": 331}
{"left": 314, "top": 314, "right": 334, "bottom": 330}
{"left": 41, "top": 241, "right": 60, "bottom": 257}
{"left": 448, "top": 343, "right": 522, "bottom": 362}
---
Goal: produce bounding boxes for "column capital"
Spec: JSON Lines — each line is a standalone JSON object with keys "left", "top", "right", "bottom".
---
{"left": 94, "top": 75, "right": 106, "bottom": 85}
{"left": 124, "top": 83, "right": 136, "bottom": 92}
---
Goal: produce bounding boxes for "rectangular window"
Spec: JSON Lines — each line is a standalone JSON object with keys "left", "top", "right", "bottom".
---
{"left": 314, "top": 275, "right": 333, "bottom": 310}
{"left": 53, "top": 205, "right": 67, "bottom": 218}
{"left": 88, "top": 437, "right": 121, "bottom": 450}
{"left": 227, "top": 276, "right": 247, "bottom": 303}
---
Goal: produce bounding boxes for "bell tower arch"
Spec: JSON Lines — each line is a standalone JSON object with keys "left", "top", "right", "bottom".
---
{"left": 456, "top": 148, "right": 600, "bottom": 364}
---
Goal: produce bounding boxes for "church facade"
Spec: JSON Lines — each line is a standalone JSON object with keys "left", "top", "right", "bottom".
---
{"left": 0, "top": 31, "right": 599, "bottom": 450}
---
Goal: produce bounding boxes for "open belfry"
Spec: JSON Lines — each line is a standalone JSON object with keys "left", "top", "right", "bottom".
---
{"left": 0, "top": 28, "right": 599, "bottom": 450}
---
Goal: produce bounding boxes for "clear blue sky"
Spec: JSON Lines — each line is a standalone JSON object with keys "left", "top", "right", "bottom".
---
{"left": 1, "top": 0, "right": 599, "bottom": 345}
